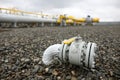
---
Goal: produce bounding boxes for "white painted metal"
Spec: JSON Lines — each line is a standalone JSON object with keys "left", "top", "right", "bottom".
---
{"left": 89, "top": 43, "right": 97, "bottom": 68}
{"left": 85, "top": 42, "right": 91, "bottom": 67}
{"left": 42, "top": 36, "right": 97, "bottom": 69}
{"left": 42, "top": 44, "right": 62, "bottom": 65}
{"left": 0, "top": 13, "right": 56, "bottom": 22}
{"left": 59, "top": 37, "right": 97, "bottom": 68}
{"left": 69, "top": 39, "right": 85, "bottom": 65}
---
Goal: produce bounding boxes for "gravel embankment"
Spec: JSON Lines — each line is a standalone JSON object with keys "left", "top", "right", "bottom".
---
{"left": 0, "top": 26, "right": 120, "bottom": 80}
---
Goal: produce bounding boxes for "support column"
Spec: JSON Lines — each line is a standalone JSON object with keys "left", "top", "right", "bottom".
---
{"left": 36, "top": 23, "right": 38, "bottom": 27}
{"left": 38, "top": 23, "right": 41, "bottom": 27}
{"left": 74, "top": 22, "right": 76, "bottom": 26}
{"left": 63, "top": 20, "right": 67, "bottom": 27}
{"left": 41, "top": 22, "right": 44, "bottom": 27}
{"left": 14, "top": 22, "right": 17, "bottom": 27}
{"left": 60, "top": 19, "right": 66, "bottom": 27}
{"left": 50, "top": 22, "right": 53, "bottom": 27}
{"left": 60, "top": 22, "right": 63, "bottom": 27}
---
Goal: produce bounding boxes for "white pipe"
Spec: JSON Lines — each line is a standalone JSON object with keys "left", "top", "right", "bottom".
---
{"left": 42, "top": 37, "right": 97, "bottom": 69}
{"left": 0, "top": 13, "right": 56, "bottom": 23}
{"left": 42, "top": 44, "right": 62, "bottom": 65}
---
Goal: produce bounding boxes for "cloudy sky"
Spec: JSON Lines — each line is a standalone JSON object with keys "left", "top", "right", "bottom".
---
{"left": 0, "top": 0, "right": 120, "bottom": 21}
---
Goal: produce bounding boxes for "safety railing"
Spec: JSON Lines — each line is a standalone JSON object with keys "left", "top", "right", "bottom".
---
{"left": 0, "top": 8, "right": 56, "bottom": 19}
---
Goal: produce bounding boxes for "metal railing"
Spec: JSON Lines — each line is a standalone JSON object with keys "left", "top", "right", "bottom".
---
{"left": 0, "top": 8, "right": 56, "bottom": 19}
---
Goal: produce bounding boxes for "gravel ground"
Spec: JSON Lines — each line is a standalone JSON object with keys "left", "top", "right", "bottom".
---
{"left": 0, "top": 26, "right": 120, "bottom": 80}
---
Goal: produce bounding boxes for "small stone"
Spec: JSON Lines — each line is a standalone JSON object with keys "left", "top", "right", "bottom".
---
{"left": 57, "top": 76, "right": 61, "bottom": 80}
{"left": 36, "top": 75, "right": 44, "bottom": 80}
{"left": 71, "top": 70, "right": 75, "bottom": 76}
{"left": 4, "top": 59, "right": 8, "bottom": 63}
{"left": 21, "top": 58, "right": 30, "bottom": 63}
{"left": 38, "top": 66, "right": 44, "bottom": 73}
{"left": 1, "top": 58, "right": 4, "bottom": 62}
{"left": 66, "top": 75, "right": 71, "bottom": 80}
{"left": 48, "top": 68, "right": 53, "bottom": 73}
{"left": 109, "top": 70, "right": 113, "bottom": 76}
{"left": 0, "top": 47, "right": 5, "bottom": 51}
{"left": 12, "top": 52, "right": 17, "bottom": 56}
{"left": 81, "top": 78, "right": 85, "bottom": 80}
{"left": 24, "top": 58, "right": 30, "bottom": 62}
{"left": 22, "top": 70, "right": 25, "bottom": 73}
{"left": 77, "top": 76, "right": 83, "bottom": 80}
{"left": 21, "top": 58, "right": 25, "bottom": 61}
{"left": 15, "top": 59, "right": 20, "bottom": 65}
{"left": 11, "top": 65, "right": 17, "bottom": 70}
{"left": 33, "top": 65, "right": 40, "bottom": 73}
{"left": 24, "top": 71, "right": 30, "bottom": 76}
{"left": 38, "top": 61, "right": 42, "bottom": 65}
{"left": 52, "top": 69, "right": 58, "bottom": 76}
{"left": 100, "top": 76, "right": 103, "bottom": 80}
{"left": 71, "top": 76, "right": 77, "bottom": 80}
{"left": 33, "top": 58, "right": 40, "bottom": 62}
{"left": 4, "top": 42, "right": 10, "bottom": 46}
{"left": 45, "top": 68, "right": 49, "bottom": 73}
{"left": 45, "top": 78, "right": 51, "bottom": 80}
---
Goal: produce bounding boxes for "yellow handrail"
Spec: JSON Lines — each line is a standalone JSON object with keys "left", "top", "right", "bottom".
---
{"left": 0, "top": 7, "right": 52, "bottom": 18}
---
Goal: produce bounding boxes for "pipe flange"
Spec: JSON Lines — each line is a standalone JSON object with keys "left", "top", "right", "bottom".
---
{"left": 85, "top": 42, "right": 97, "bottom": 68}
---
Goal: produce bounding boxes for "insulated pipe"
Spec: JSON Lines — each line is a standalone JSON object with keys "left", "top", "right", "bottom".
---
{"left": 41, "top": 22, "right": 44, "bottom": 27}
{"left": 42, "top": 36, "right": 97, "bottom": 68}
{"left": 13, "top": 22, "right": 17, "bottom": 27}
{"left": 42, "top": 44, "right": 62, "bottom": 65}
{"left": 0, "top": 13, "right": 56, "bottom": 23}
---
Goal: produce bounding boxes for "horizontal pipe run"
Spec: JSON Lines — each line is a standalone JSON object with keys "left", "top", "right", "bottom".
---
{"left": 0, "top": 13, "right": 56, "bottom": 23}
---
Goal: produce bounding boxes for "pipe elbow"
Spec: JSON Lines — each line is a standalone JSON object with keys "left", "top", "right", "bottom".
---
{"left": 42, "top": 44, "right": 62, "bottom": 65}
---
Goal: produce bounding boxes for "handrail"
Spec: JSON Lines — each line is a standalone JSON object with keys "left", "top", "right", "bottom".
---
{"left": 0, "top": 7, "right": 52, "bottom": 18}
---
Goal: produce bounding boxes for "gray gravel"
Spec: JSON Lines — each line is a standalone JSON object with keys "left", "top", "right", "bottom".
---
{"left": 0, "top": 26, "right": 120, "bottom": 80}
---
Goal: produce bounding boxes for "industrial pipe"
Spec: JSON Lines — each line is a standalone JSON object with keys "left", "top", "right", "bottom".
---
{"left": 42, "top": 44, "right": 62, "bottom": 65}
{"left": 0, "top": 13, "right": 56, "bottom": 23}
{"left": 42, "top": 36, "right": 97, "bottom": 68}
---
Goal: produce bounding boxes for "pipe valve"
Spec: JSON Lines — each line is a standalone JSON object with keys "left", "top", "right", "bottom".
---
{"left": 42, "top": 36, "right": 97, "bottom": 69}
{"left": 58, "top": 37, "right": 97, "bottom": 68}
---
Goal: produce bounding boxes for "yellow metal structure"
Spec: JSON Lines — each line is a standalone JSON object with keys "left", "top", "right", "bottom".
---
{"left": 63, "top": 37, "right": 75, "bottom": 44}
{"left": 57, "top": 15, "right": 82, "bottom": 25}
{"left": 77, "top": 18, "right": 86, "bottom": 22}
{"left": 56, "top": 14, "right": 100, "bottom": 26}
{"left": 66, "top": 19, "right": 74, "bottom": 24}
{"left": 67, "top": 16, "right": 74, "bottom": 20}
{"left": 0, "top": 7, "right": 52, "bottom": 18}
{"left": 57, "top": 19, "right": 61, "bottom": 24}
{"left": 92, "top": 18, "right": 99, "bottom": 22}
{"left": 0, "top": 7, "right": 100, "bottom": 26}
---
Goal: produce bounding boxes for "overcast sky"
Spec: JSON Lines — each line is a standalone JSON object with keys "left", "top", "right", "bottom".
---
{"left": 0, "top": 0, "right": 120, "bottom": 21}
